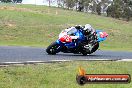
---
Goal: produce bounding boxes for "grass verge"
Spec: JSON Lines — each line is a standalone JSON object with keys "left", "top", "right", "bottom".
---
{"left": 0, "top": 61, "right": 132, "bottom": 88}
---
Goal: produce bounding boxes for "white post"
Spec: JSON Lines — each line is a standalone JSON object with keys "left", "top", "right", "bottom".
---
{"left": 35, "top": 0, "right": 36, "bottom": 5}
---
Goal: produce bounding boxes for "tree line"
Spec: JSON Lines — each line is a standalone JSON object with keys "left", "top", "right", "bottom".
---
{"left": 107, "top": 0, "right": 132, "bottom": 21}
{"left": 56, "top": 0, "right": 132, "bottom": 21}
{"left": 1, "top": 0, "right": 132, "bottom": 21}
{"left": 0, "top": 0, "right": 22, "bottom": 3}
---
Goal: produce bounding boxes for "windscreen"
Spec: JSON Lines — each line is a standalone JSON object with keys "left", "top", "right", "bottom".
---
{"left": 67, "top": 27, "right": 77, "bottom": 35}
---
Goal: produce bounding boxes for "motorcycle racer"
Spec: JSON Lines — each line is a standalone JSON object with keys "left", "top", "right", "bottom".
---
{"left": 59, "top": 24, "right": 97, "bottom": 44}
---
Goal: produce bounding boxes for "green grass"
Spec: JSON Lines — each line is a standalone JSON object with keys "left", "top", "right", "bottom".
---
{"left": 0, "top": 4, "right": 132, "bottom": 51}
{"left": 0, "top": 61, "right": 132, "bottom": 88}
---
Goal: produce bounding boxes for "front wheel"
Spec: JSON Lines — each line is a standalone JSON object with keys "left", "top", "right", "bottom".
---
{"left": 46, "top": 42, "right": 60, "bottom": 55}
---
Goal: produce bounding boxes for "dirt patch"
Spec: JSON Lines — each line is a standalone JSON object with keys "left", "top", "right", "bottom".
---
{"left": 108, "top": 29, "right": 120, "bottom": 33}
{"left": 108, "top": 17, "right": 130, "bottom": 24}
{"left": 5, "top": 22, "right": 16, "bottom": 28}
{"left": 3, "top": 35, "right": 17, "bottom": 40}
{"left": 2, "top": 20, "right": 16, "bottom": 28}
{"left": 107, "top": 29, "right": 121, "bottom": 37}
{"left": 0, "top": 6, "right": 47, "bottom": 15}
{"left": 0, "top": 6, "right": 31, "bottom": 12}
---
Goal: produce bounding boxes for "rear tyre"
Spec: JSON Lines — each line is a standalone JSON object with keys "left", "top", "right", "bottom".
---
{"left": 91, "top": 42, "right": 99, "bottom": 53}
{"left": 81, "top": 42, "right": 99, "bottom": 55}
{"left": 46, "top": 42, "right": 60, "bottom": 55}
{"left": 82, "top": 52, "right": 87, "bottom": 56}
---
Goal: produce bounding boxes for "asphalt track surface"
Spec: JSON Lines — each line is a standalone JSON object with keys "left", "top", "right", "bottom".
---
{"left": 0, "top": 46, "right": 132, "bottom": 62}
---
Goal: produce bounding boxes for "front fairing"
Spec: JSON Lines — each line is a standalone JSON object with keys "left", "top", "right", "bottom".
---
{"left": 57, "top": 30, "right": 85, "bottom": 48}
{"left": 56, "top": 39, "right": 76, "bottom": 48}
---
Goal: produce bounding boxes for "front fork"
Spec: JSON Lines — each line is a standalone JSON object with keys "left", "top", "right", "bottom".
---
{"left": 55, "top": 40, "right": 63, "bottom": 52}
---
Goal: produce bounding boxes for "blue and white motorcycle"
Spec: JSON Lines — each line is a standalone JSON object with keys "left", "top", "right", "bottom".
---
{"left": 46, "top": 28, "right": 108, "bottom": 55}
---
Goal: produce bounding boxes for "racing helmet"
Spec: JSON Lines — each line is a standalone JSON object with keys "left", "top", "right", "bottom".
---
{"left": 83, "top": 24, "right": 92, "bottom": 35}
{"left": 75, "top": 25, "right": 82, "bottom": 29}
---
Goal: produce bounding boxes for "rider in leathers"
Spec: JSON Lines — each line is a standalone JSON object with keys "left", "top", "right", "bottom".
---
{"left": 69, "top": 24, "right": 97, "bottom": 43}
{"left": 62, "top": 24, "right": 97, "bottom": 51}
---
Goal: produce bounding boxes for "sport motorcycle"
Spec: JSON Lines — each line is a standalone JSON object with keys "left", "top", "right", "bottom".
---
{"left": 46, "top": 28, "right": 108, "bottom": 55}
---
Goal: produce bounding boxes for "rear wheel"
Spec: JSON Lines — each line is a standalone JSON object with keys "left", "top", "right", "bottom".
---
{"left": 91, "top": 42, "right": 99, "bottom": 53}
{"left": 81, "top": 42, "right": 99, "bottom": 55}
{"left": 46, "top": 42, "right": 60, "bottom": 55}
{"left": 82, "top": 52, "right": 88, "bottom": 56}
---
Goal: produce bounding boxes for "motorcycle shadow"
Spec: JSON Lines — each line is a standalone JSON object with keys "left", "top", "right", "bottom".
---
{"left": 55, "top": 53, "right": 100, "bottom": 57}
{"left": 49, "top": 53, "right": 119, "bottom": 58}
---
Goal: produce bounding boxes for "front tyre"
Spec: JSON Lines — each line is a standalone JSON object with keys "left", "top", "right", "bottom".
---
{"left": 46, "top": 42, "right": 60, "bottom": 55}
